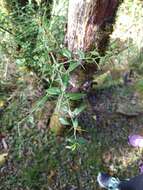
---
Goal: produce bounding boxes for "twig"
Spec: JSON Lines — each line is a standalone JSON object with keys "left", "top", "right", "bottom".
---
{"left": 0, "top": 25, "right": 13, "bottom": 35}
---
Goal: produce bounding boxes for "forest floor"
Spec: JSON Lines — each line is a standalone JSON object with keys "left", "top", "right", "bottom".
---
{"left": 0, "top": 1, "right": 143, "bottom": 190}
{"left": 0, "top": 48, "right": 143, "bottom": 190}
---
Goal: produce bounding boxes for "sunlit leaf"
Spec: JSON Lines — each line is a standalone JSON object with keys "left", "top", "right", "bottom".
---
{"left": 62, "top": 49, "right": 72, "bottom": 59}
{"left": 59, "top": 117, "right": 70, "bottom": 125}
{"left": 46, "top": 87, "right": 61, "bottom": 96}
{"left": 66, "top": 143, "right": 79, "bottom": 151}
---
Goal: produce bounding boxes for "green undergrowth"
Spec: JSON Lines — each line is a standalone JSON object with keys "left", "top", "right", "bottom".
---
{"left": 0, "top": 0, "right": 143, "bottom": 189}
{"left": 1, "top": 70, "right": 143, "bottom": 189}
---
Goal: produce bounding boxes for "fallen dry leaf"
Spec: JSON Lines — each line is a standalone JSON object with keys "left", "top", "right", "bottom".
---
{"left": 0, "top": 153, "right": 8, "bottom": 166}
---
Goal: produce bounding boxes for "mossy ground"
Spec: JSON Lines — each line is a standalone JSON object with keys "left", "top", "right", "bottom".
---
{"left": 0, "top": 63, "right": 143, "bottom": 190}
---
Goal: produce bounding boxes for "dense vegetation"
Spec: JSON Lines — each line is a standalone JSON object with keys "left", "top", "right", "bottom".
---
{"left": 0, "top": 0, "right": 143, "bottom": 189}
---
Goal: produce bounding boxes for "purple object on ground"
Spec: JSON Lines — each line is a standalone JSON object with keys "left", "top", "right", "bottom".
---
{"left": 128, "top": 134, "right": 143, "bottom": 147}
{"left": 139, "top": 164, "right": 143, "bottom": 174}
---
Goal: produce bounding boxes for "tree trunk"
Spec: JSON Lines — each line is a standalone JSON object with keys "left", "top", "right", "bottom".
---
{"left": 66, "top": 0, "right": 123, "bottom": 91}
{"left": 67, "top": 0, "right": 122, "bottom": 54}
{"left": 66, "top": 0, "right": 123, "bottom": 95}
{"left": 49, "top": 0, "right": 123, "bottom": 135}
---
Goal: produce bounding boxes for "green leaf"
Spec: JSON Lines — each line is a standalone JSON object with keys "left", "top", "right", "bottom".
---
{"left": 73, "top": 104, "right": 86, "bottom": 116}
{"left": 62, "top": 49, "right": 72, "bottom": 59}
{"left": 62, "top": 74, "right": 69, "bottom": 88}
{"left": 59, "top": 117, "right": 70, "bottom": 125}
{"left": 46, "top": 87, "right": 61, "bottom": 96}
{"left": 66, "top": 144, "right": 78, "bottom": 151}
{"left": 77, "top": 50, "right": 85, "bottom": 59}
{"left": 77, "top": 137, "right": 87, "bottom": 144}
{"left": 67, "top": 61, "right": 80, "bottom": 73}
{"left": 66, "top": 93, "right": 86, "bottom": 100}
{"left": 72, "top": 119, "right": 78, "bottom": 128}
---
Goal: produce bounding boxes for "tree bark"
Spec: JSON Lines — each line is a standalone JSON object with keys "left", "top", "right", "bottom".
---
{"left": 65, "top": 0, "right": 123, "bottom": 97}
{"left": 49, "top": 0, "right": 123, "bottom": 135}
{"left": 67, "top": 0, "right": 122, "bottom": 54}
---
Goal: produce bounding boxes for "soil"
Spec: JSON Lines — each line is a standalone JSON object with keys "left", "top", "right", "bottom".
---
{"left": 79, "top": 83, "right": 143, "bottom": 185}
{"left": 1, "top": 74, "right": 143, "bottom": 190}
